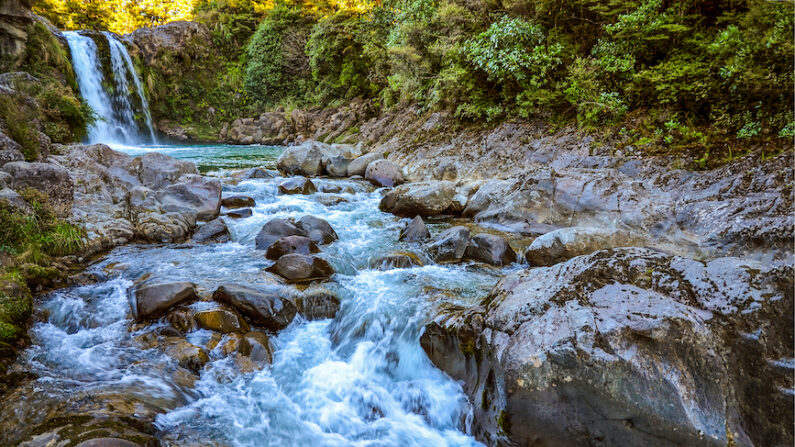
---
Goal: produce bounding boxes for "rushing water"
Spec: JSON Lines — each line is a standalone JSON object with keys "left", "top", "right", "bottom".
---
{"left": 6, "top": 144, "right": 523, "bottom": 446}
{"left": 64, "top": 31, "right": 157, "bottom": 145}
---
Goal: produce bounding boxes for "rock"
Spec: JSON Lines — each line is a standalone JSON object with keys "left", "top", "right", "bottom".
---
{"left": 0, "top": 0, "right": 34, "bottom": 57}
{"left": 192, "top": 217, "right": 229, "bottom": 243}
{"left": 194, "top": 308, "right": 250, "bottom": 334}
{"left": 318, "top": 183, "right": 343, "bottom": 193}
{"left": 379, "top": 181, "right": 455, "bottom": 216}
{"left": 278, "top": 177, "right": 316, "bottom": 195}
{"left": 132, "top": 282, "right": 198, "bottom": 321}
{"left": 276, "top": 140, "right": 334, "bottom": 176}
{"left": 226, "top": 208, "right": 252, "bottom": 219}
{"left": 365, "top": 159, "right": 404, "bottom": 187}
{"left": 0, "top": 149, "right": 23, "bottom": 167}
{"left": 243, "top": 331, "right": 273, "bottom": 364}
{"left": 371, "top": 251, "right": 423, "bottom": 270}
{"left": 324, "top": 156, "right": 351, "bottom": 177}
{"left": 164, "top": 338, "right": 209, "bottom": 373}
{"left": 245, "top": 167, "right": 277, "bottom": 179}
{"left": 134, "top": 210, "right": 195, "bottom": 243}
{"left": 265, "top": 254, "right": 334, "bottom": 282}
{"left": 0, "top": 187, "right": 31, "bottom": 213}
{"left": 166, "top": 307, "right": 195, "bottom": 333}
{"left": 433, "top": 161, "right": 457, "bottom": 181}
{"left": 1, "top": 161, "right": 73, "bottom": 209}
{"left": 523, "top": 226, "right": 634, "bottom": 266}
{"left": 464, "top": 233, "right": 517, "bottom": 266}
{"left": 421, "top": 248, "right": 793, "bottom": 447}
{"left": 426, "top": 226, "right": 470, "bottom": 263}
{"left": 347, "top": 152, "right": 383, "bottom": 177}
{"left": 133, "top": 152, "right": 198, "bottom": 190}
{"left": 212, "top": 284, "right": 297, "bottom": 331}
{"left": 255, "top": 218, "right": 304, "bottom": 250}
{"left": 294, "top": 287, "right": 341, "bottom": 320}
{"left": 0, "top": 170, "right": 10, "bottom": 188}
{"left": 126, "top": 20, "right": 213, "bottom": 65}
{"left": 296, "top": 215, "right": 338, "bottom": 245}
{"left": 74, "top": 438, "right": 140, "bottom": 447}
{"left": 265, "top": 235, "right": 320, "bottom": 260}
{"left": 399, "top": 216, "right": 431, "bottom": 242}
{"left": 156, "top": 174, "right": 221, "bottom": 221}
{"left": 222, "top": 195, "right": 255, "bottom": 208}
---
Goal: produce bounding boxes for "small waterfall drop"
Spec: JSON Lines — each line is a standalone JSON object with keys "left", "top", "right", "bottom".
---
{"left": 64, "top": 31, "right": 157, "bottom": 145}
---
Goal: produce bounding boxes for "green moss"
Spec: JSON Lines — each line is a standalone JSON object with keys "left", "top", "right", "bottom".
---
{"left": 497, "top": 410, "right": 511, "bottom": 435}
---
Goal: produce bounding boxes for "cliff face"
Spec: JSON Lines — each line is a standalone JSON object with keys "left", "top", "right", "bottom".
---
{"left": 0, "top": 0, "right": 34, "bottom": 57}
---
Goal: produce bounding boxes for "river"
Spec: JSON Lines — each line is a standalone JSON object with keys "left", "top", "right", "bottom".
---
{"left": 5, "top": 143, "right": 522, "bottom": 446}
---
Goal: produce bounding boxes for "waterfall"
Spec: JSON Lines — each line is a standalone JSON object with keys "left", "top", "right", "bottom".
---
{"left": 63, "top": 31, "right": 157, "bottom": 145}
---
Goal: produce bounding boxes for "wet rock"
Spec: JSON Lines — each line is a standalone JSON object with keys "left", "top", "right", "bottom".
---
{"left": 421, "top": 248, "right": 794, "bottom": 447}
{"left": 166, "top": 307, "right": 195, "bottom": 333}
{"left": 194, "top": 308, "right": 250, "bottom": 334}
{"left": 243, "top": 331, "right": 273, "bottom": 364}
{"left": 1, "top": 161, "right": 73, "bottom": 210}
{"left": 192, "top": 217, "right": 229, "bottom": 243}
{"left": 132, "top": 282, "right": 198, "bottom": 321}
{"left": 278, "top": 177, "right": 317, "bottom": 195}
{"left": 0, "top": 187, "right": 31, "bottom": 213}
{"left": 379, "top": 181, "right": 455, "bottom": 217}
{"left": 523, "top": 226, "right": 634, "bottom": 266}
{"left": 265, "top": 254, "right": 335, "bottom": 282}
{"left": 134, "top": 151, "right": 198, "bottom": 190}
{"left": 365, "top": 159, "right": 404, "bottom": 187}
{"left": 347, "top": 152, "right": 382, "bottom": 177}
{"left": 255, "top": 218, "right": 304, "bottom": 250}
{"left": 212, "top": 284, "right": 297, "bottom": 331}
{"left": 295, "top": 287, "right": 341, "bottom": 320}
{"left": 276, "top": 140, "right": 334, "bottom": 176}
{"left": 296, "top": 215, "right": 339, "bottom": 245}
{"left": 371, "top": 251, "right": 424, "bottom": 270}
{"left": 426, "top": 226, "right": 470, "bottom": 263}
{"left": 156, "top": 174, "right": 222, "bottom": 221}
{"left": 74, "top": 438, "right": 140, "bottom": 447}
{"left": 464, "top": 233, "right": 517, "bottom": 266}
{"left": 265, "top": 235, "right": 320, "bottom": 260}
{"left": 317, "top": 183, "right": 343, "bottom": 193}
{"left": 324, "top": 155, "right": 351, "bottom": 177}
{"left": 245, "top": 167, "right": 277, "bottom": 179}
{"left": 399, "top": 216, "right": 431, "bottom": 242}
{"left": 226, "top": 208, "right": 252, "bottom": 219}
{"left": 164, "top": 338, "right": 209, "bottom": 373}
{"left": 222, "top": 195, "right": 255, "bottom": 208}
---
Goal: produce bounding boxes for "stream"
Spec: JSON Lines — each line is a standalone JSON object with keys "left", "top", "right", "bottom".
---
{"left": 7, "top": 143, "right": 523, "bottom": 446}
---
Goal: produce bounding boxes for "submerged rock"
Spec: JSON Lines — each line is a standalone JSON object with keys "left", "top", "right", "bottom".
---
{"left": 421, "top": 247, "right": 794, "bottom": 447}
{"left": 464, "top": 233, "right": 516, "bottom": 266}
{"left": 294, "top": 287, "right": 341, "bottom": 320}
{"left": 245, "top": 167, "right": 276, "bottom": 179}
{"left": 523, "top": 226, "right": 636, "bottom": 266}
{"left": 243, "top": 331, "right": 273, "bottom": 364}
{"left": 225, "top": 208, "right": 252, "bottom": 219}
{"left": 399, "top": 216, "right": 431, "bottom": 242}
{"left": 379, "top": 181, "right": 455, "bottom": 217}
{"left": 427, "top": 226, "right": 470, "bottom": 263}
{"left": 164, "top": 338, "right": 209, "bottom": 373}
{"left": 212, "top": 284, "right": 296, "bottom": 331}
{"left": 266, "top": 254, "right": 335, "bottom": 282}
{"left": 132, "top": 282, "right": 198, "bottom": 321}
{"left": 371, "top": 252, "right": 424, "bottom": 270}
{"left": 278, "top": 177, "right": 316, "bottom": 195}
{"left": 365, "top": 159, "right": 404, "bottom": 188}
{"left": 265, "top": 235, "right": 320, "bottom": 260}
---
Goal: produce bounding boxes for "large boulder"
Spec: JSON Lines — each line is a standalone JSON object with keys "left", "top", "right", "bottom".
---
{"left": 265, "top": 254, "right": 334, "bottom": 282}
{"left": 379, "top": 181, "right": 455, "bottom": 217}
{"left": 1, "top": 161, "right": 73, "bottom": 209}
{"left": 212, "top": 284, "right": 297, "bottom": 331}
{"left": 132, "top": 152, "right": 198, "bottom": 190}
{"left": 255, "top": 218, "right": 305, "bottom": 250}
{"left": 399, "top": 216, "right": 431, "bottom": 242}
{"left": 426, "top": 226, "right": 470, "bottom": 263}
{"left": 278, "top": 177, "right": 316, "bottom": 195}
{"left": 265, "top": 235, "right": 320, "bottom": 260}
{"left": 276, "top": 140, "right": 335, "bottom": 177}
{"left": 523, "top": 226, "right": 635, "bottom": 266}
{"left": 365, "top": 159, "right": 404, "bottom": 187}
{"left": 155, "top": 174, "right": 221, "bottom": 221}
{"left": 464, "top": 233, "right": 516, "bottom": 266}
{"left": 296, "top": 215, "right": 338, "bottom": 245}
{"left": 132, "top": 282, "right": 198, "bottom": 321}
{"left": 421, "top": 248, "right": 793, "bottom": 447}
{"left": 126, "top": 21, "right": 213, "bottom": 65}
{"left": 347, "top": 152, "right": 382, "bottom": 177}
{"left": 324, "top": 156, "right": 351, "bottom": 177}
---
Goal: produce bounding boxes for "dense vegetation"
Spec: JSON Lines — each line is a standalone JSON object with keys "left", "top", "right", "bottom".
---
{"left": 31, "top": 0, "right": 795, "bottom": 162}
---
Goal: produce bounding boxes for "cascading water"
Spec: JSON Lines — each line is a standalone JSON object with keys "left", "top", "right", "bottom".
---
{"left": 64, "top": 31, "right": 157, "bottom": 145}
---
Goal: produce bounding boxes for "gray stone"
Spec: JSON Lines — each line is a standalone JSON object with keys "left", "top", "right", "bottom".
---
{"left": 399, "top": 216, "right": 431, "bottom": 242}
{"left": 379, "top": 181, "right": 455, "bottom": 216}
{"left": 133, "top": 282, "right": 198, "bottom": 321}
{"left": 278, "top": 177, "right": 316, "bottom": 195}
{"left": 212, "top": 284, "right": 297, "bottom": 331}
{"left": 347, "top": 152, "right": 383, "bottom": 177}
{"left": 464, "top": 233, "right": 516, "bottom": 266}
{"left": 426, "top": 226, "right": 470, "bottom": 263}
{"left": 365, "top": 159, "right": 404, "bottom": 187}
